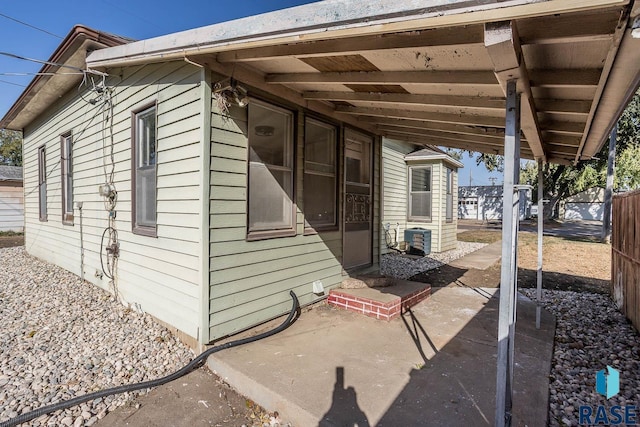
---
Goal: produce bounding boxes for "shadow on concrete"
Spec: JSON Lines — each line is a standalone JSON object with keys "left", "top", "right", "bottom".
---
{"left": 319, "top": 367, "right": 370, "bottom": 427}
{"left": 401, "top": 309, "right": 439, "bottom": 364}
{"left": 376, "top": 289, "right": 554, "bottom": 427}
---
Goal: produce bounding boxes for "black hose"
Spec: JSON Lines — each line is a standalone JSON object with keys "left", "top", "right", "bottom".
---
{"left": 1, "top": 291, "right": 300, "bottom": 427}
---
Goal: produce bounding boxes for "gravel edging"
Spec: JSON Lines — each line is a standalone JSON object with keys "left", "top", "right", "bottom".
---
{"left": 0, "top": 247, "right": 196, "bottom": 427}
{"left": 520, "top": 289, "right": 640, "bottom": 427}
{"left": 380, "top": 241, "right": 487, "bottom": 279}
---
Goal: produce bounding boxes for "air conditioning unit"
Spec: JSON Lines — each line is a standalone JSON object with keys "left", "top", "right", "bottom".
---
{"left": 404, "top": 228, "right": 432, "bottom": 256}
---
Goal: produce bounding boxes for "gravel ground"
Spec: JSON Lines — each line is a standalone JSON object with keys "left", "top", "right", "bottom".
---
{"left": 520, "top": 289, "right": 640, "bottom": 427}
{"left": 0, "top": 247, "right": 195, "bottom": 426}
{"left": 380, "top": 241, "right": 487, "bottom": 279}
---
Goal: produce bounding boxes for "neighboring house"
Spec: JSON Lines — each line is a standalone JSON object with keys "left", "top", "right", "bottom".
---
{"left": 0, "top": 165, "right": 23, "bottom": 232}
{"left": 560, "top": 187, "right": 605, "bottom": 221}
{"left": 458, "top": 185, "right": 532, "bottom": 221}
{"left": 381, "top": 142, "right": 462, "bottom": 253}
{"left": 1, "top": 0, "right": 637, "bottom": 347}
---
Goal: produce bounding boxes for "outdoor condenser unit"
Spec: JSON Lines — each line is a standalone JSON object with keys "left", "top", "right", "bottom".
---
{"left": 404, "top": 228, "right": 432, "bottom": 256}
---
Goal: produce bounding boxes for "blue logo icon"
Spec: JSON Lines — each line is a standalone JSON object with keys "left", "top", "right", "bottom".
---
{"left": 596, "top": 366, "right": 620, "bottom": 399}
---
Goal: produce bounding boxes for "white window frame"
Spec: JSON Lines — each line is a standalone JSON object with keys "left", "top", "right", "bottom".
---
{"left": 304, "top": 117, "right": 338, "bottom": 232}
{"left": 446, "top": 167, "right": 454, "bottom": 223}
{"left": 61, "top": 132, "right": 73, "bottom": 224}
{"left": 408, "top": 165, "right": 432, "bottom": 222}
{"left": 132, "top": 103, "right": 157, "bottom": 237}
{"left": 247, "top": 99, "right": 296, "bottom": 240}
{"left": 38, "top": 145, "right": 47, "bottom": 222}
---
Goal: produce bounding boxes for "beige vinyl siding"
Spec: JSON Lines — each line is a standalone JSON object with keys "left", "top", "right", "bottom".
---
{"left": 22, "top": 61, "right": 204, "bottom": 340}
{"left": 209, "top": 100, "right": 344, "bottom": 340}
{"left": 380, "top": 138, "right": 414, "bottom": 255}
{"left": 0, "top": 183, "right": 24, "bottom": 232}
{"left": 440, "top": 166, "right": 458, "bottom": 251}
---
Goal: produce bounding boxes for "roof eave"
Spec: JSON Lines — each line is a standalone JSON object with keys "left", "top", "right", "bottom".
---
{"left": 0, "top": 25, "right": 130, "bottom": 131}
{"left": 578, "top": 26, "right": 640, "bottom": 161}
{"left": 85, "top": 0, "right": 629, "bottom": 69}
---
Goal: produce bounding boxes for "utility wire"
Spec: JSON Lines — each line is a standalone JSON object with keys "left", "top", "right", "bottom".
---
{"left": 0, "top": 12, "right": 63, "bottom": 39}
{"left": 0, "top": 52, "right": 107, "bottom": 76}
{"left": 0, "top": 72, "right": 85, "bottom": 76}
{"left": 0, "top": 79, "right": 26, "bottom": 87}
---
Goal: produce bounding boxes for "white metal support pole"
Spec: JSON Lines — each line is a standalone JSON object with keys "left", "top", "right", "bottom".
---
{"left": 536, "top": 159, "right": 544, "bottom": 329}
{"left": 495, "top": 79, "right": 520, "bottom": 427}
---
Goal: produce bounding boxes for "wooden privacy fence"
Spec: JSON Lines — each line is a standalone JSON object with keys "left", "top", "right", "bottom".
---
{"left": 612, "top": 189, "right": 640, "bottom": 332}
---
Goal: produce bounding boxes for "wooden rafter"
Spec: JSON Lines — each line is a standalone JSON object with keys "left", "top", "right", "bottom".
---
{"left": 266, "top": 70, "right": 497, "bottom": 85}
{"left": 335, "top": 105, "right": 505, "bottom": 127}
{"left": 484, "top": 20, "right": 545, "bottom": 160}
{"left": 214, "top": 11, "right": 619, "bottom": 63}
{"left": 303, "top": 91, "right": 505, "bottom": 110}
{"left": 266, "top": 69, "right": 600, "bottom": 87}
{"left": 216, "top": 26, "right": 485, "bottom": 63}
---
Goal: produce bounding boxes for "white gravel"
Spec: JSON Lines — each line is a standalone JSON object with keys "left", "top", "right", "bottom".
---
{"left": 0, "top": 247, "right": 195, "bottom": 426}
{"left": 520, "top": 289, "right": 640, "bottom": 427}
{"left": 380, "top": 241, "right": 488, "bottom": 279}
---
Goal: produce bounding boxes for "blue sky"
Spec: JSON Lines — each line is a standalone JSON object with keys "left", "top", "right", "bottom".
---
{"left": 0, "top": 0, "right": 500, "bottom": 184}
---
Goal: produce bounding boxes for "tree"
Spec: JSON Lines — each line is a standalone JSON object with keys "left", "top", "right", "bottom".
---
{"left": 472, "top": 89, "right": 640, "bottom": 219}
{"left": 0, "top": 129, "right": 23, "bottom": 166}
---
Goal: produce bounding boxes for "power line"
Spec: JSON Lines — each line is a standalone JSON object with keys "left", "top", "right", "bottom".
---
{"left": 0, "top": 79, "right": 26, "bottom": 87}
{"left": 0, "top": 12, "right": 63, "bottom": 39}
{"left": 0, "top": 52, "right": 107, "bottom": 76}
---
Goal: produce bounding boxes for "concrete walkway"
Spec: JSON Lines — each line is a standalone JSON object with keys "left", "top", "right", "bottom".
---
{"left": 448, "top": 240, "right": 502, "bottom": 270}
{"left": 206, "top": 286, "right": 555, "bottom": 426}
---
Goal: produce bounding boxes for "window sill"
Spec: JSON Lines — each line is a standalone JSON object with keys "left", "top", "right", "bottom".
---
{"left": 407, "top": 217, "right": 432, "bottom": 223}
{"left": 133, "top": 226, "right": 157, "bottom": 237}
{"left": 247, "top": 229, "right": 296, "bottom": 241}
{"left": 304, "top": 225, "right": 339, "bottom": 235}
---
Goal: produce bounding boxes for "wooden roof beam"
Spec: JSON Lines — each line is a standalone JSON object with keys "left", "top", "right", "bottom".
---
{"left": 304, "top": 91, "right": 505, "bottom": 110}
{"left": 335, "top": 105, "right": 505, "bottom": 127}
{"left": 485, "top": 20, "right": 545, "bottom": 161}
{"left": 362, "top": 116, "right": 508, "bottom": 138}
{"left": 266, "top": 70, "right": 497, "bottom": 85}
{"left": 217, "top": 26, "right": 484, "bottom": 63}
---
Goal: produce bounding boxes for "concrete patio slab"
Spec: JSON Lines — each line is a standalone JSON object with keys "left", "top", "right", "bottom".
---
{"left": 206, "top": 286, "right": 555, "bottom": 426}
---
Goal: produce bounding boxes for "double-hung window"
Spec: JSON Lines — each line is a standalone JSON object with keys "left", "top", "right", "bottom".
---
{"left": 408, "top": 166, "right": 432, "bottom": 221}
{"left": 304, "top": 118, "right": 337, "bottom": 231}
{"left": 247, "top": 100, "right": 295, "bottom": 239}
{"left": 132, "top": 104, "right": 157, "bottom": 236}
{"left": 38, "top": 145, "right": 47, "bottom": 221}
{"left": 61, "top": 133, "right": 73, "bottom": 224}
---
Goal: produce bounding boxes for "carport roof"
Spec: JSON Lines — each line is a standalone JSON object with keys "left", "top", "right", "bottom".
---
{"left": 4, "top": 0, "right": 640, "bottom": 165}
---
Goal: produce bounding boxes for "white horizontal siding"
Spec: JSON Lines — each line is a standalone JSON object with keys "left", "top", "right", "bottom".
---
{"left": 0, "top": 184, "right": 24, "bottom": 232}
{"left": 22, "top": 61, "right": 204, "bottom": 340}
{"left": 208, "top": 101, "right": 347, "bottom": 340}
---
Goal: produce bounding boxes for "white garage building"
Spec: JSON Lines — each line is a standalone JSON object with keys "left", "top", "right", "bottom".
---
{"left": 459, "top": 185, "right": 532, "bottom": 221}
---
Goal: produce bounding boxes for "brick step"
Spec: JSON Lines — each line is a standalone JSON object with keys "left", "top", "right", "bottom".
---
{"left": 327, "top": 279, "right": 431, "bottom": 321}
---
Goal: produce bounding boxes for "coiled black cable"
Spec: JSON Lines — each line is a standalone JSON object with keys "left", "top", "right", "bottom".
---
{"left": 1, "top": 291, "right": 300, "bottom": 427}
